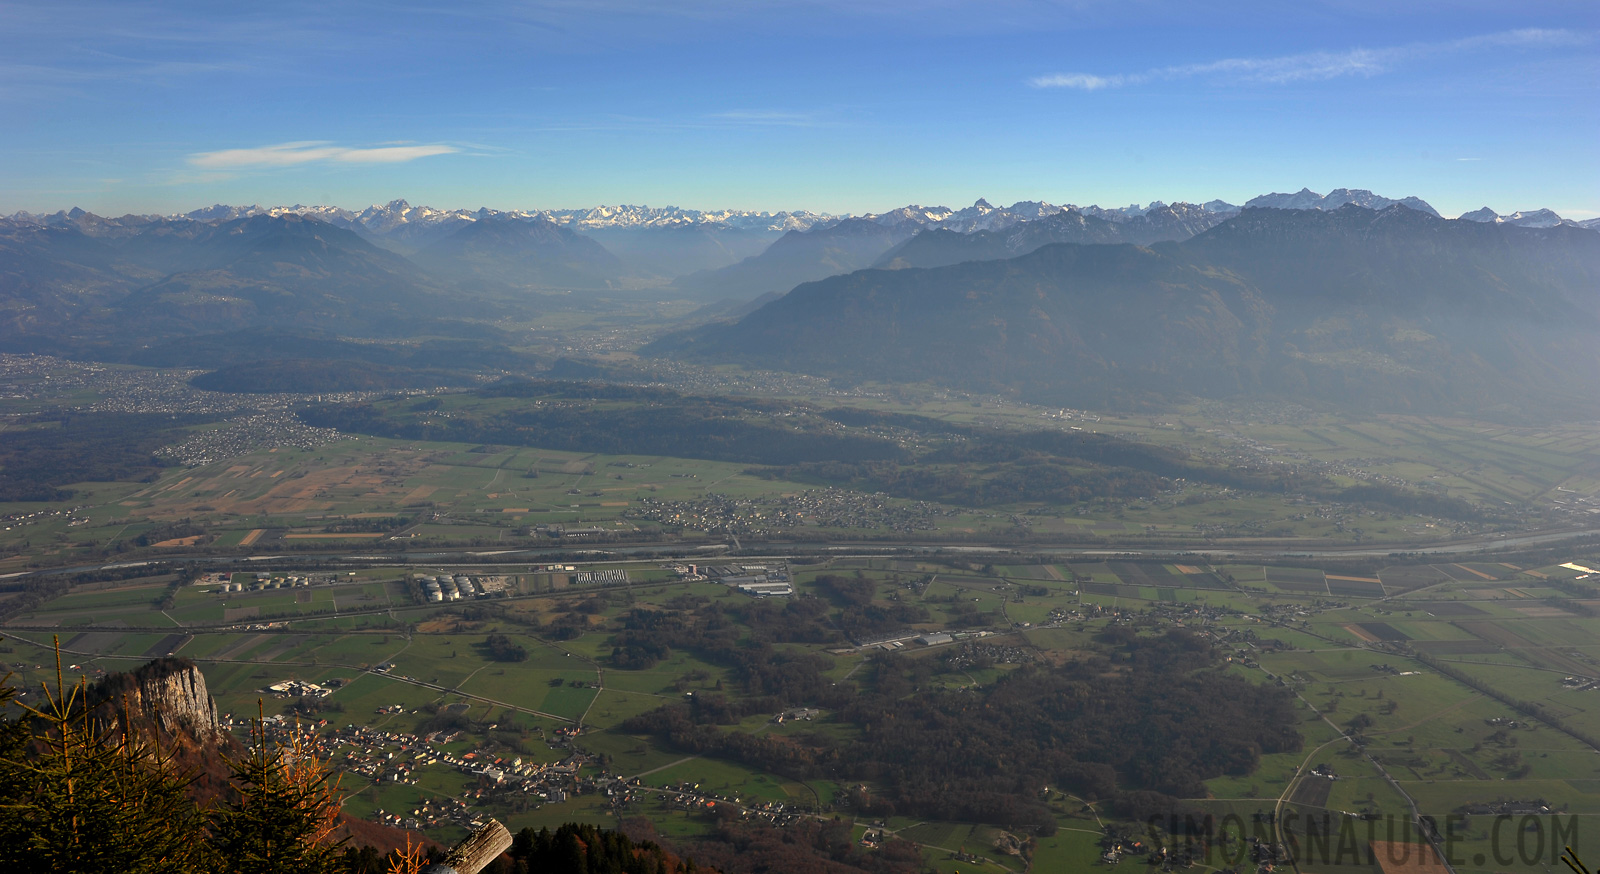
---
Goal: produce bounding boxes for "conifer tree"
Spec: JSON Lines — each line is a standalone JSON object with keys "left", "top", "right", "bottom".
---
{"left": 208, "top": 708, "right": 346, "bottom": 874}
{"left": 0, "top": 651, "right": 209, "bottom": 873}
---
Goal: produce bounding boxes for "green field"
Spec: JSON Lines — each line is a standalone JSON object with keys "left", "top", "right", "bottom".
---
{"left": 6, "top": 547, "right": 1600, "bottom": 872}
{"left": 11, "top": 381, "right": 1600, "bottom": 580}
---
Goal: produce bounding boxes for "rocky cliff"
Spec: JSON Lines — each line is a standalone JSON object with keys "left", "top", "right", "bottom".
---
{"left": 90, "top": 657, "right": 223, "bottom": 743}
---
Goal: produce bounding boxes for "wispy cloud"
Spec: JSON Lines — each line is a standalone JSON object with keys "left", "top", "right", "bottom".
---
{"left": 1030, "top": 73, "right": 1118, "bottom": 91}
{"left": 188, "top": 141, "right": 459, "bottom": 169}
{"left": 1031, "top": 27, "right": 1590, "bottom": 90}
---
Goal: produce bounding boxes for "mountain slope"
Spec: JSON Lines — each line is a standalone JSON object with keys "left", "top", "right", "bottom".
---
{"left": 584, "top": 223, "right": 775, "bottom": 278}
{"left": 0, "top": 222, "right": 156, "bottom": 335}
{"left": 655, "top": 206, "right": 1600, "bottom": 415}
{"left": 409, "top": 216, "right": 624, "bottom": 289}
{"left": 672, "top": 218, "right": 918, "bottom": 301}
{"left": 84, "top": 214, "right": 477, "bottom": 339}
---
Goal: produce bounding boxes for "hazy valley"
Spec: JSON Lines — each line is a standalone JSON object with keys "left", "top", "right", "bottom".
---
{"left": 4, "top": 187, "right": 1600, "bottom": 874}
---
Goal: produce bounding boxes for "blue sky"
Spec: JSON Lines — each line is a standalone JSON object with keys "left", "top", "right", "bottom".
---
{"left": 3, "top": 0, "right": 1596, "bottom": 218}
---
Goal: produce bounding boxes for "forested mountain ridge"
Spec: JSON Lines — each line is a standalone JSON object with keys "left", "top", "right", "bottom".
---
{"left": 653, "top": 205, "right": 1600, "bottom": 416}
{"left": 0, "top": 213, "right": 485, "bottom": 347}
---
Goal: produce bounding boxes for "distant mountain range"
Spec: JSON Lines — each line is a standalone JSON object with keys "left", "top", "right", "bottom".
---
{"left": 152, "top": 200, "right": 840, "bottom": 234}
{"left": 7, "top": 189, "right": 1593, "bottom": 296}
{"left": 873, "top": 202, "right": 1233, "bottom": 271}
{"left": 649, "top": 205, "right": 1600, "bottom": 417}
{"left": 10, "top": 188, "right": 1592, "bottom": 239}
{"left": 666, "top": 189, "right": 1593, "bottom": 302}
{"left": 3, "top": 190, "right": 1594, "bottom": 388}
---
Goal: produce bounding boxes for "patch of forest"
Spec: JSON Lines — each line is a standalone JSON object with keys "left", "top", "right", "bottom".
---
{"left": 0, "top": 412, "right": 202, "bottom": 501}
{"left": 624, "top": 627, "right": 1300, "bottom": 830}
{"left": 300, "top": 384, "right": 906, "bottom": 467}
{"left": 499, "top": 822, "right": 706, "bottom": 874}
{"left": 595, "top": 583, "right": 1300, "bottom": 832}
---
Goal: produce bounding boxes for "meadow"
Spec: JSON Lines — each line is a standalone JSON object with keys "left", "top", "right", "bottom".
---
{"left": 5, "top": 545, "right": 1600, "bottom": 871}
{"left": 10, "top": 376, "right": 1600, "bottom": 581}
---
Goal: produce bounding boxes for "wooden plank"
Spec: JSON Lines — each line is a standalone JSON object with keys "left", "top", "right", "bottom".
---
{"left": 422, "top": 819, "right": 512, "bottom": 874}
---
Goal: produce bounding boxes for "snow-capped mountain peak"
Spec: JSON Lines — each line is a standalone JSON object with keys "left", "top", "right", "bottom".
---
{"left": 1245, "top": 188, "right": 1440, "bottom": 216}
{"left": 1457, "top": 207, "right": 1584, "bottom": 229}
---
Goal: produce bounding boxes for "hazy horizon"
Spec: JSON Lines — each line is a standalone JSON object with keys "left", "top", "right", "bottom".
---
{"left": 3, "top": 185, "right": 1588, "bottom": 223}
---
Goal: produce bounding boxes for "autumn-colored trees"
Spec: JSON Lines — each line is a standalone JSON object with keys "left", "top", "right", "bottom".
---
{"left": 0, "top": 647, "right": 348, "bottom": 874}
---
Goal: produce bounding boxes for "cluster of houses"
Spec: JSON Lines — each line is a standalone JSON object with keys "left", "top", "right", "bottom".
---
{"left": 939, "top": 641, "right": 1035, "bottom": 669}
{"left": 1459, "top": 799, "right": 1553, "bottom": 816}
{"left": 1098, "top": 833, "right": 1148, "bottom": 865}
{"left": 158, "top": 410, "right": 353, "bottom": 467}
{"left": 625, "top": 489, "right": 955, "bottom": 537}
{"left": 1, "top": 504, "right": 88, "bottom": 533}
{"left": 654, "top": 781, "right": 807, "bottom": 827}
{"left": 374, "top": 797, "right": 479, "bottom": 832}
{"left": 1047, "top": 602, "right": 1136, "bottom": 625}
{"left": 251, "top": 717, "right": 606, "bottom": 831}
{"left": 1098, "top": 829, "right": 1290, "bottom": 872}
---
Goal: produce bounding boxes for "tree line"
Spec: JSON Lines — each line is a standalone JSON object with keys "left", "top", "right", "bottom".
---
{"left": 300, "top": 395, "right": 904, "bottom": 468}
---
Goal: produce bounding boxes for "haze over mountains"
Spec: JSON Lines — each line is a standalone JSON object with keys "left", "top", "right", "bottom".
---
{"left": 0, "top": 212, "right": 471, "bottom": 346}
{"left": 7, "top": 188, "right": 1594, "bottom": 289}
{"left": 408, "top": 216, "right": 626, "bottom": 290}
{"left": 3, "top": 188, "right": 1597, "bottom": 416}
{"left": 653, "top": 205, "right": 1600, "bottom": 417}
{"left": 873, "top": 202, "right": 1234, "bottom": 271}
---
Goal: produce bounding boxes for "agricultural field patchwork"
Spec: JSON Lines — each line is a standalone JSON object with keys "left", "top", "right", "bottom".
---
{"left": 4, "top": 548, "right": 1599, "bottom": 871}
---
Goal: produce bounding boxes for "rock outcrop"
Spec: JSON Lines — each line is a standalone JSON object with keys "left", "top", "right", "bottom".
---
{"left": 89, "top": 657, "right": 223, "bottom": 742}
